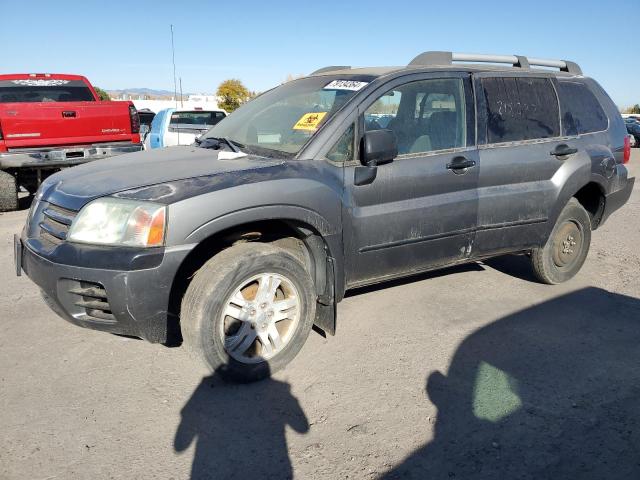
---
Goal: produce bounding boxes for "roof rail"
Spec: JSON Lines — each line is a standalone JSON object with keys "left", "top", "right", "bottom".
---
{"left": 408, "top": 51, "right": 582, "bottom": 75}
{"left": 310, "top": 65, "right": 351, "bottom": 75}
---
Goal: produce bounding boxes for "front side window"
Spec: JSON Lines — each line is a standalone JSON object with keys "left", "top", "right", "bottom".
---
{"left": 365, "top": 78, "right": 467, "bottom": 155}
{"left": 201, "top": 76, "right": 370, "bottom": 157}
{"left": 557, "top": 81, "right": 608, "bottom": 135}
{"left": 481, "top": 77, "right": 560, "bottom": 143}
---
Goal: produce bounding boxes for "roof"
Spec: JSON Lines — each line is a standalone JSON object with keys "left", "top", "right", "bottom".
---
{"left": 0, "top": 73, "right": 88, "bottom": 81}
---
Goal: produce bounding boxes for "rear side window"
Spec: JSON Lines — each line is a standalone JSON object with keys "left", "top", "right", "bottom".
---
{"left": 481, "top": 77, "right": 560, "bottom": 143}
{"left": 557, "top": 82, "right": 608, "bottom": 135}
{"left": 0, "top": 79, "right": 95, "bottom": 102}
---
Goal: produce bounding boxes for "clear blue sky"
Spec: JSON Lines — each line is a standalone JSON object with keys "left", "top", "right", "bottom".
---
{"left": 1, "top": 0, "right": 638, "bottom": 107}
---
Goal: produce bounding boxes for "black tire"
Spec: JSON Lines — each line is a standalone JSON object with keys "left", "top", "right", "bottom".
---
{"left": 0, "top": 170, "right": 18, "bottom": 212}
{"left": 531, "top": 198, "right": 591, "bottom": 284}
{"left": 181, "top": 242, "right": 316, "bottom": 382}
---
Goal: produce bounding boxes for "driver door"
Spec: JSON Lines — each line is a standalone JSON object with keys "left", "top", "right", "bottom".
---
{"left": 342, "top": 72, "right": 479, "bottom": 287}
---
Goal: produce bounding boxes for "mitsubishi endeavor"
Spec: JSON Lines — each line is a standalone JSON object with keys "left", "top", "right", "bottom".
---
{"left": 15, "top": 52, "right": 635, "bottom": 381}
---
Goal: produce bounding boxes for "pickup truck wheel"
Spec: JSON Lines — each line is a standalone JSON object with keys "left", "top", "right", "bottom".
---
{"left": 531, "top": 198, "right": 591, "bottom": 284}
{"left": 181, "top": 242, "right": 316, "bottom": 382}
{"left": 0, "top": 171, "right": 18, "bottom": 212}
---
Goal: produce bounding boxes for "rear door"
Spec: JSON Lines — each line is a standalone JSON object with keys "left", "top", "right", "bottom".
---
{"left": 472, "top": 73, "right": 586, "bottom": 255}
{"left": 342, "top": 72, "right": 479, "bottom": 287}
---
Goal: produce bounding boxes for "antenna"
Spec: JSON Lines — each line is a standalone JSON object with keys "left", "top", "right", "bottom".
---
{"left": 179, "top": 77, "right": 184, "bottom": 108}
{"left": 171, "top": 24, "right": 178, "bottom": 109}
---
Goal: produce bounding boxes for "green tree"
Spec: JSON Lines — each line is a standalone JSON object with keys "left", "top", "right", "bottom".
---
{"left": 94, "top": 87, "right": 111, "bottom": 101}
{"left": 216, "top": 79, "right": 250, "bottom": 112}
{"left": 628, "top": 104, "right": 640, "bottom": 115}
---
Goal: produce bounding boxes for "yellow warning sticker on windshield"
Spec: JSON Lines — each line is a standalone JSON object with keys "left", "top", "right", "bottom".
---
{"left": 293, "top": 112, "right": 327, "bottom": 131}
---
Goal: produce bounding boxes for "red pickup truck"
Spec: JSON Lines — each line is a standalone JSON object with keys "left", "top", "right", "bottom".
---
{"left": 0, "top": 73, "right": 142, "bottom": 211}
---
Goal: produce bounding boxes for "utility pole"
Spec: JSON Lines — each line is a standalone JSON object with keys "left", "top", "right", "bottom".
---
{"left": 179, "top": 77, "right": 184, "bottom": 108}
{"left": 171, "top": 24, "right": 178, "bottom": 109}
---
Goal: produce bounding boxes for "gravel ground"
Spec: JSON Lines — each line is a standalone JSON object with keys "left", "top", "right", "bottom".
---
{"left": 1, "top": 152, "right": 639, "bottom": 480}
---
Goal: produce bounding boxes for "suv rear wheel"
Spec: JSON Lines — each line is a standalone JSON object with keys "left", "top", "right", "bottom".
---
{"left": 531, "top": 198, "right": 591, "bottom": 284}
{"left": 181, "top": 242, "right": 316, "bottom": 382}
{"left": 0, "top": 171, "right": 18, "bottom": 212}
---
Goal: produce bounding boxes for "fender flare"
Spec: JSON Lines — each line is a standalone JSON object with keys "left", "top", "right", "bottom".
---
{"left": 545, "top": 171, "right": 607, "bottom": 238}
{"left": 186, "top": 205, "right": 338, "bottom": 242}
{"left": 185, "top": 205, "right": 344, "bottom": 333}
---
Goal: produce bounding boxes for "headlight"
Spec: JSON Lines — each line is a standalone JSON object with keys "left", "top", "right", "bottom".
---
{"left": 67, "top": 198, "right": 166, "bottom": 247}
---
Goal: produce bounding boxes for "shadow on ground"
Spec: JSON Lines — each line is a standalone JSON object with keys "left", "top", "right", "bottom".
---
{"left": 174, "top": 365, "right": 308, "bottom": 480}
{"left": 483, "top": 254, "right": 540, "bottom": 283}
{"left": 17, "top": 192, "right": 33, "bottom": 211}
{"left": 382, "top": 287, "right": 640, "bottom": 479}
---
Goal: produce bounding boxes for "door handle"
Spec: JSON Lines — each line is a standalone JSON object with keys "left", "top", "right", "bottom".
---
{"left": 62, "top": 111, "right": 77, "bottom": 118}
{"left": 550, "top": 144, "right": 577, "bottom": 157}
{"left": 446, "top": 156, "right": 476, "bottom": 171}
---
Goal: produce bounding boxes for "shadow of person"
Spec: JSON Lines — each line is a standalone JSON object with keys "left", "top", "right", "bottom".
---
{"left": 175, "top": 365, "right": 309, "bottom": 480}
{"left": 382, "top": 287, "right": 640, "bottom": 479}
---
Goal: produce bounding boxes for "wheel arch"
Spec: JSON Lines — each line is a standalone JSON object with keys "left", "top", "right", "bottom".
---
{"left": 166, "top": 209, "right": 343, "bottom": 344}
{"left": 573, "top": 181, "right": 606, "bottom": 229}
{"left": 546, "top": 174, "right": 607, "bottom": 239}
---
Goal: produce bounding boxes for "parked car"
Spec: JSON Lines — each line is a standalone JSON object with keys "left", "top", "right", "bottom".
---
{"left": 146, "top": 108, "right": 226, "bottom": 149}
{"left": 625, "top": 118, "right": 640, "bottom": 146}
{"left": 629, "top": 133, "right": 637, "bottom": 148}
{"left": 16, "top": 52, "right": 634, "bottom": 382}
{"left": 0, "top": 73, "right": 143, "bottom": 211}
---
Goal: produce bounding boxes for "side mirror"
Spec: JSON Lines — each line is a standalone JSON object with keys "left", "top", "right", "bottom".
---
{"left": 362, "top": 129, "right": 398, "bottom": 166}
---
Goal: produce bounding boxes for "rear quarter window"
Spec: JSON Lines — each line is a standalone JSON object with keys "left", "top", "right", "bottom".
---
{"left": 481, "top": 77, "right": 560, "bottom": 143}
{"left": 557, "top": 81, "right": 608, "bottom": 135}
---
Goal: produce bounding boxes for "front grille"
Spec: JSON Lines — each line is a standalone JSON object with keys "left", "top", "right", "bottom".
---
{"left": 39, "top": 203, "right": 77, "bottom": 246}
{"left": 69, "top": 281, "right": 116, "bottom": 324}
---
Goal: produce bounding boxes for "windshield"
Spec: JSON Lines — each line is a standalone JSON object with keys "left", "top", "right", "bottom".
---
{"left": 201, "top": 76, "right": 371, "bottom": 156}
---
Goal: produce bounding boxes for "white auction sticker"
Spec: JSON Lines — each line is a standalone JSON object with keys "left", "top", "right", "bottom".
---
{"left": 324, "top": 80, "right": 368, "bottom": 91}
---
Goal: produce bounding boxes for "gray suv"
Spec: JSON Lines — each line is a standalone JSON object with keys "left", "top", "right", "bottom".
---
{"left": 15, "top": 52, "right": 635, "bottom": 381}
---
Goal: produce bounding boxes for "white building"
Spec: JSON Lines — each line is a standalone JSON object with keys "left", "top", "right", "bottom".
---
{"left": 114, "top": 94, "right": 222, "bottom": 113}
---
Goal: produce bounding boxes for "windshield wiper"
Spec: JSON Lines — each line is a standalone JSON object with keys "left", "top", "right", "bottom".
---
{"left": 196, "top": 136, "right": 243, "bottom": 153}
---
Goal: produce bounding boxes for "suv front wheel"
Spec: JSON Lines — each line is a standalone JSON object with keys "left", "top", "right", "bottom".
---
{"left": 530, "top": 198, "right": 592, "bottom": 284}
{"left": 181, "top": 242, "right": 316, "bottom": 382}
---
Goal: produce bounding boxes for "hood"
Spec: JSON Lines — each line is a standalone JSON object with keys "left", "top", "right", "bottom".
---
{"left": 42, "top": 146, "right": 285, "bottom": 210}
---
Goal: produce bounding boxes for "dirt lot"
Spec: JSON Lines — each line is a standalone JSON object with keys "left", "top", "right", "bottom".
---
{"left": 1, "top": 153, "right": 639, "bottom": 479}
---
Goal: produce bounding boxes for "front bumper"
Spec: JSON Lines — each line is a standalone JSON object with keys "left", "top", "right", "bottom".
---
{"left": 16, "top": 233, "right": 192, "bottom": 343}
{"left": 0, "top": 142, "right": 143, "bottom": 169}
